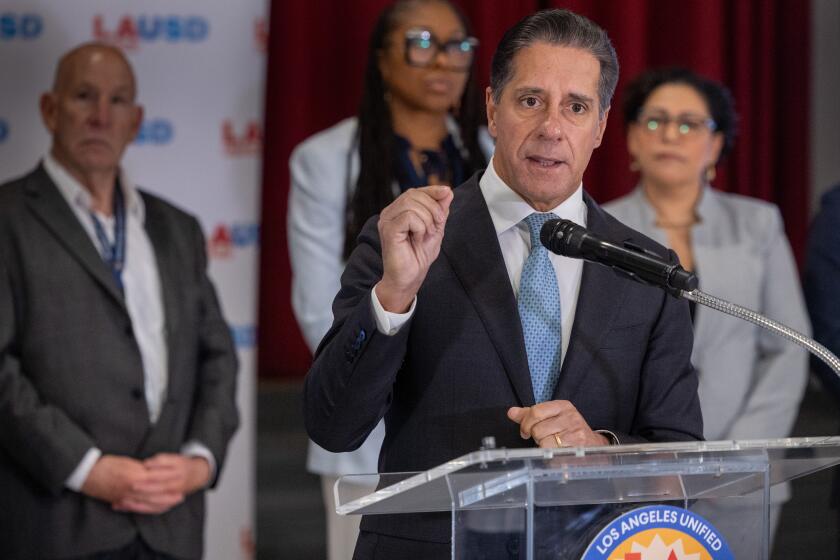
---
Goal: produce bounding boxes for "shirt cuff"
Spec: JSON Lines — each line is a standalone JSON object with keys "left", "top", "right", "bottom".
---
{"left": 181, "top": 440, "right": 217, "bottom": 486}
{"left": 595, "top": 429, "right": 620, "bottom": 445}
{"left": 371, "top": 284, "right": 417, "bottom": 335}
{"left": 65, "top": 447, "right": 102, "bottom": 491}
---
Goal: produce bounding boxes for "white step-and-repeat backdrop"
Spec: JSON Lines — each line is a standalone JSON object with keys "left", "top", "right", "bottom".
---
{"left": 0, "top": 4, "right": 265, "bottom": 559}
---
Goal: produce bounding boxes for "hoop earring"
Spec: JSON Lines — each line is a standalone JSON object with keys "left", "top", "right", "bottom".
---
{"left": 705, "top": 165, "right": 716, "bottom": 182}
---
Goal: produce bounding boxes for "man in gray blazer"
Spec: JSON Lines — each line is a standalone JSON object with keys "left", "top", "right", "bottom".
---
{"left": 0, "top": 43, "right": 239, "bottom": 559}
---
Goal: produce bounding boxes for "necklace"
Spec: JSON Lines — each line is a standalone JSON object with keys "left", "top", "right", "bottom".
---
{"left": 655, "top": 219, "right": 697, "bottom": 229}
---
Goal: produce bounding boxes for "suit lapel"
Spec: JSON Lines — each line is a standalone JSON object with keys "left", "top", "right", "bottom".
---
{"left": 23, "top": 165, "right": 126, "bottom": 308}
{"left": 141, "top": 194, "right": 180, "bottom": 362}
{"left": 554, "top": 195, "right": 629, "bottom": 400}
{"left": 442, "top": 177, "right": 536, "bottom": 407}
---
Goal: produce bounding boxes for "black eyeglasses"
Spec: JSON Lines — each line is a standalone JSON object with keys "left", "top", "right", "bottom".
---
{"left": 404, "top": 28, "right": 478, "bottom": 71}
{"left": 637, "top": 111, "right": 717, "bottom": 137}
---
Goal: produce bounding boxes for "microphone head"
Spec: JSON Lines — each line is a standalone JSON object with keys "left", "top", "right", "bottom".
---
{"left": 670, "top": 266, "right": 699, "bottom": 292}
{"left": 540, "top": 218, "right": 586, "bottom": 257}
{"left": 539, "top": 219, "right": 561, "bottom": 252}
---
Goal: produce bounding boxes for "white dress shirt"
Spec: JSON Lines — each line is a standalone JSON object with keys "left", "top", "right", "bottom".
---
{"left": 43, "top": 154, "right": 214, "bottom": 490}
{"left": 373, "top": 156, "right": 587, "bottom": 365}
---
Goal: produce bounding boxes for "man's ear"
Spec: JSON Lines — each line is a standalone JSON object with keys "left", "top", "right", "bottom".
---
{"left": 485, "top": 87, "right": 498, "bottom": 139}
{"left": 594, "top": 106, "right": 610, "bottom": 148}
{"left": 40, "top": 92, "right": 58, "bottom": 134}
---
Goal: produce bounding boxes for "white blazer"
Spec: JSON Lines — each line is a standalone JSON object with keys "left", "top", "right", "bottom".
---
{"left": 288, "top": 116, "right": 494, "bottom": 475}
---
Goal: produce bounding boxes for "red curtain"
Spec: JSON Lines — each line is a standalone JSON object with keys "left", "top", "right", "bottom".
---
{"left": 259, "top": 0, "right": 810, "bottom": 379}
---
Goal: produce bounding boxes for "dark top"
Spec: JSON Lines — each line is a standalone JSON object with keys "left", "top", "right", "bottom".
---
{"left": 804, "top": 184, "right": 840, "bottom": 403}
{"left": 393, "top": 133, "right": 466, "bottom": 191}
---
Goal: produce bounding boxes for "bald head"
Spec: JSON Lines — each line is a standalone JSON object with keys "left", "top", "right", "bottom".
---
{"left": 41, "top": 41, "right": 143, "bottom": 190}
{"left": 52, "top": 42, "right": 137, "bottom": 99}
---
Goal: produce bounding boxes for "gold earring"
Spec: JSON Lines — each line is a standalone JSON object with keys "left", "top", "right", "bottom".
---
{"left": 629, "top": 160, "right": 640, "bottom": 172}
{"left": 705, "top": 165, "right": 716, "bottom": 182}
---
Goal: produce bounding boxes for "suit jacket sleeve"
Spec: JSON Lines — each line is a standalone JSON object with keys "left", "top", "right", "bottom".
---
{"left": 303, "top": 216, "right": 408, "bottom": 453}
{"left": 727, "top": 207, "right": 809, "bottom": 440}
{"left": 0, "top": 255, "right": 95, "bottom": 495}
{"left": 612, "top": 248, "right": 703, "bottom": 445}
{"left": 184, "top": 217, "right": 240, "bottom": 486}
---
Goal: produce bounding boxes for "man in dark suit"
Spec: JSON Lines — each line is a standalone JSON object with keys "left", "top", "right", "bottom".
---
{"left": 303, "top": 9, "right": 702, "bottom": 559}
{"left": 0, "top": 43, "right": 238, "bottom": 559}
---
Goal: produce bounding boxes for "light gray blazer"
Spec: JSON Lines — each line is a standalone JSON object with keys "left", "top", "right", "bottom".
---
{"left": 605, "top": 187, "right": 810, "bottom": 445}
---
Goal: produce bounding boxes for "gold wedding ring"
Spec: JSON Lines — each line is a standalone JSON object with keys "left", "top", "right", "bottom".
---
{"left": 553, "top": 433, "right": 563, "bottom": 447}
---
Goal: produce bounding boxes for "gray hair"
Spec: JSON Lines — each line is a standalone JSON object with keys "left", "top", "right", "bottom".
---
{"left": 490, "top": 9, "right": 619, "bottom": 117}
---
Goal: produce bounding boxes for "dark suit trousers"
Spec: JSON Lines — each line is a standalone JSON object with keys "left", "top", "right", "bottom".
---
{"left": 352, "top": 504, "right": 633, "bottom": 560}
{"left": 69, "top": 537, "right": 178, "bottom": 560}
{"left": 354, "top": 531, "right": 450, "bottom": 560}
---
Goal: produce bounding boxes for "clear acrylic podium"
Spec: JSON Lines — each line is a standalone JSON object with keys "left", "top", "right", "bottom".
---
{"left": 336, "top": 437, "right": 840, "bottom": 559}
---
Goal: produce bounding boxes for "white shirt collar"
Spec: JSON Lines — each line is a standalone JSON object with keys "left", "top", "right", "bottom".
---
{"left": 479, "top": 156, "right": 587, "bottom": 236}
{"left": 43, "top": 152, "right": 145, "bottom": 222}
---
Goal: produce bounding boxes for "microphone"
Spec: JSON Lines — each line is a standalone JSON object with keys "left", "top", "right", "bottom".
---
{"left": 541, "top": 220, "right": 840, "bottom": 380}
{"left": 540, "top": 219, "right": 698, "bottom": 295}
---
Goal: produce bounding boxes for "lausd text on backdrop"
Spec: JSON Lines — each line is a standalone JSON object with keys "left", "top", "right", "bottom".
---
{"left": 0, "top": 3, "right": 265, "bottom": 559}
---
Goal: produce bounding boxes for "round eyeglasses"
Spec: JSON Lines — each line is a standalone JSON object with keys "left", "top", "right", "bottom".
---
{"left": 404, "top": 28, "right": 478, "bottom": 71}
{"left": 638, "top": 112, "right": 717, "bottom": 137}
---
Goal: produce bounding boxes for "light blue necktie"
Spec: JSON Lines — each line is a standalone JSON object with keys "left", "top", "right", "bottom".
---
{"left": 518, "top": 212, "right": 562, "bottom": 403}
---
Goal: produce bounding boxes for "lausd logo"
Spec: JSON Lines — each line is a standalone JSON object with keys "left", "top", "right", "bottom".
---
{"left": 0, "top": 119, "right": 8, "bottom": 143}
{"left": 222, "top": 120, "right": 262, "bottom": 156}
{"left": 208, "top": 222, "right": 260, "bottom": 259}
{"left": 582, "top": 505, "right": 734, "bottom": 560}
{"left": 254, "top": 17, "right": 268, "bottom": 52}
{"left": 230, "top": 324, "right": 256, "bottom": 349}
{"left": 92, "top": 14, "right": 208, "bottom": 50}
{"left": 0, "top": 13, "right": 43, "bottom": 39}
{"left": 134, "top": 119, "right": 173, "bottom": 145}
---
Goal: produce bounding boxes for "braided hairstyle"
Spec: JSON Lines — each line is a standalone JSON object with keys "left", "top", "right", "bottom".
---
{"left": 343, "top": 0, "right": 487, "bottom": 259}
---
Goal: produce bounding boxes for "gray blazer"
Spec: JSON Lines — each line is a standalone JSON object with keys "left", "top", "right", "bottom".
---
{"left": 0, "top": 165, "right": 239, "bottom": 559}
{"left": 605, "top": 187, "right": 810, "bottom": 444}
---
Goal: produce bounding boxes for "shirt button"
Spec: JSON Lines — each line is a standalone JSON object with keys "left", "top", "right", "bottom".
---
{"left": 130, "top": 388, "right": 143, "bottom": 400}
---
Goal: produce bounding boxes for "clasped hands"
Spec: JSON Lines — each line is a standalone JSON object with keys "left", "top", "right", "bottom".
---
{"left": 81, "top": 453, "right": 210, "bottom": 515}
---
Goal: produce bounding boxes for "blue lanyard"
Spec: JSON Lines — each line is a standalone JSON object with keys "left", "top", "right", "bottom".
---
{"left": 89, "top": 184, "right": 126, "bottom": 291}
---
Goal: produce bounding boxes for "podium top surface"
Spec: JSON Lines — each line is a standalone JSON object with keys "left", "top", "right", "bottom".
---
{"left": 336, "top": 436, "right": 840, "bottom": 515}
